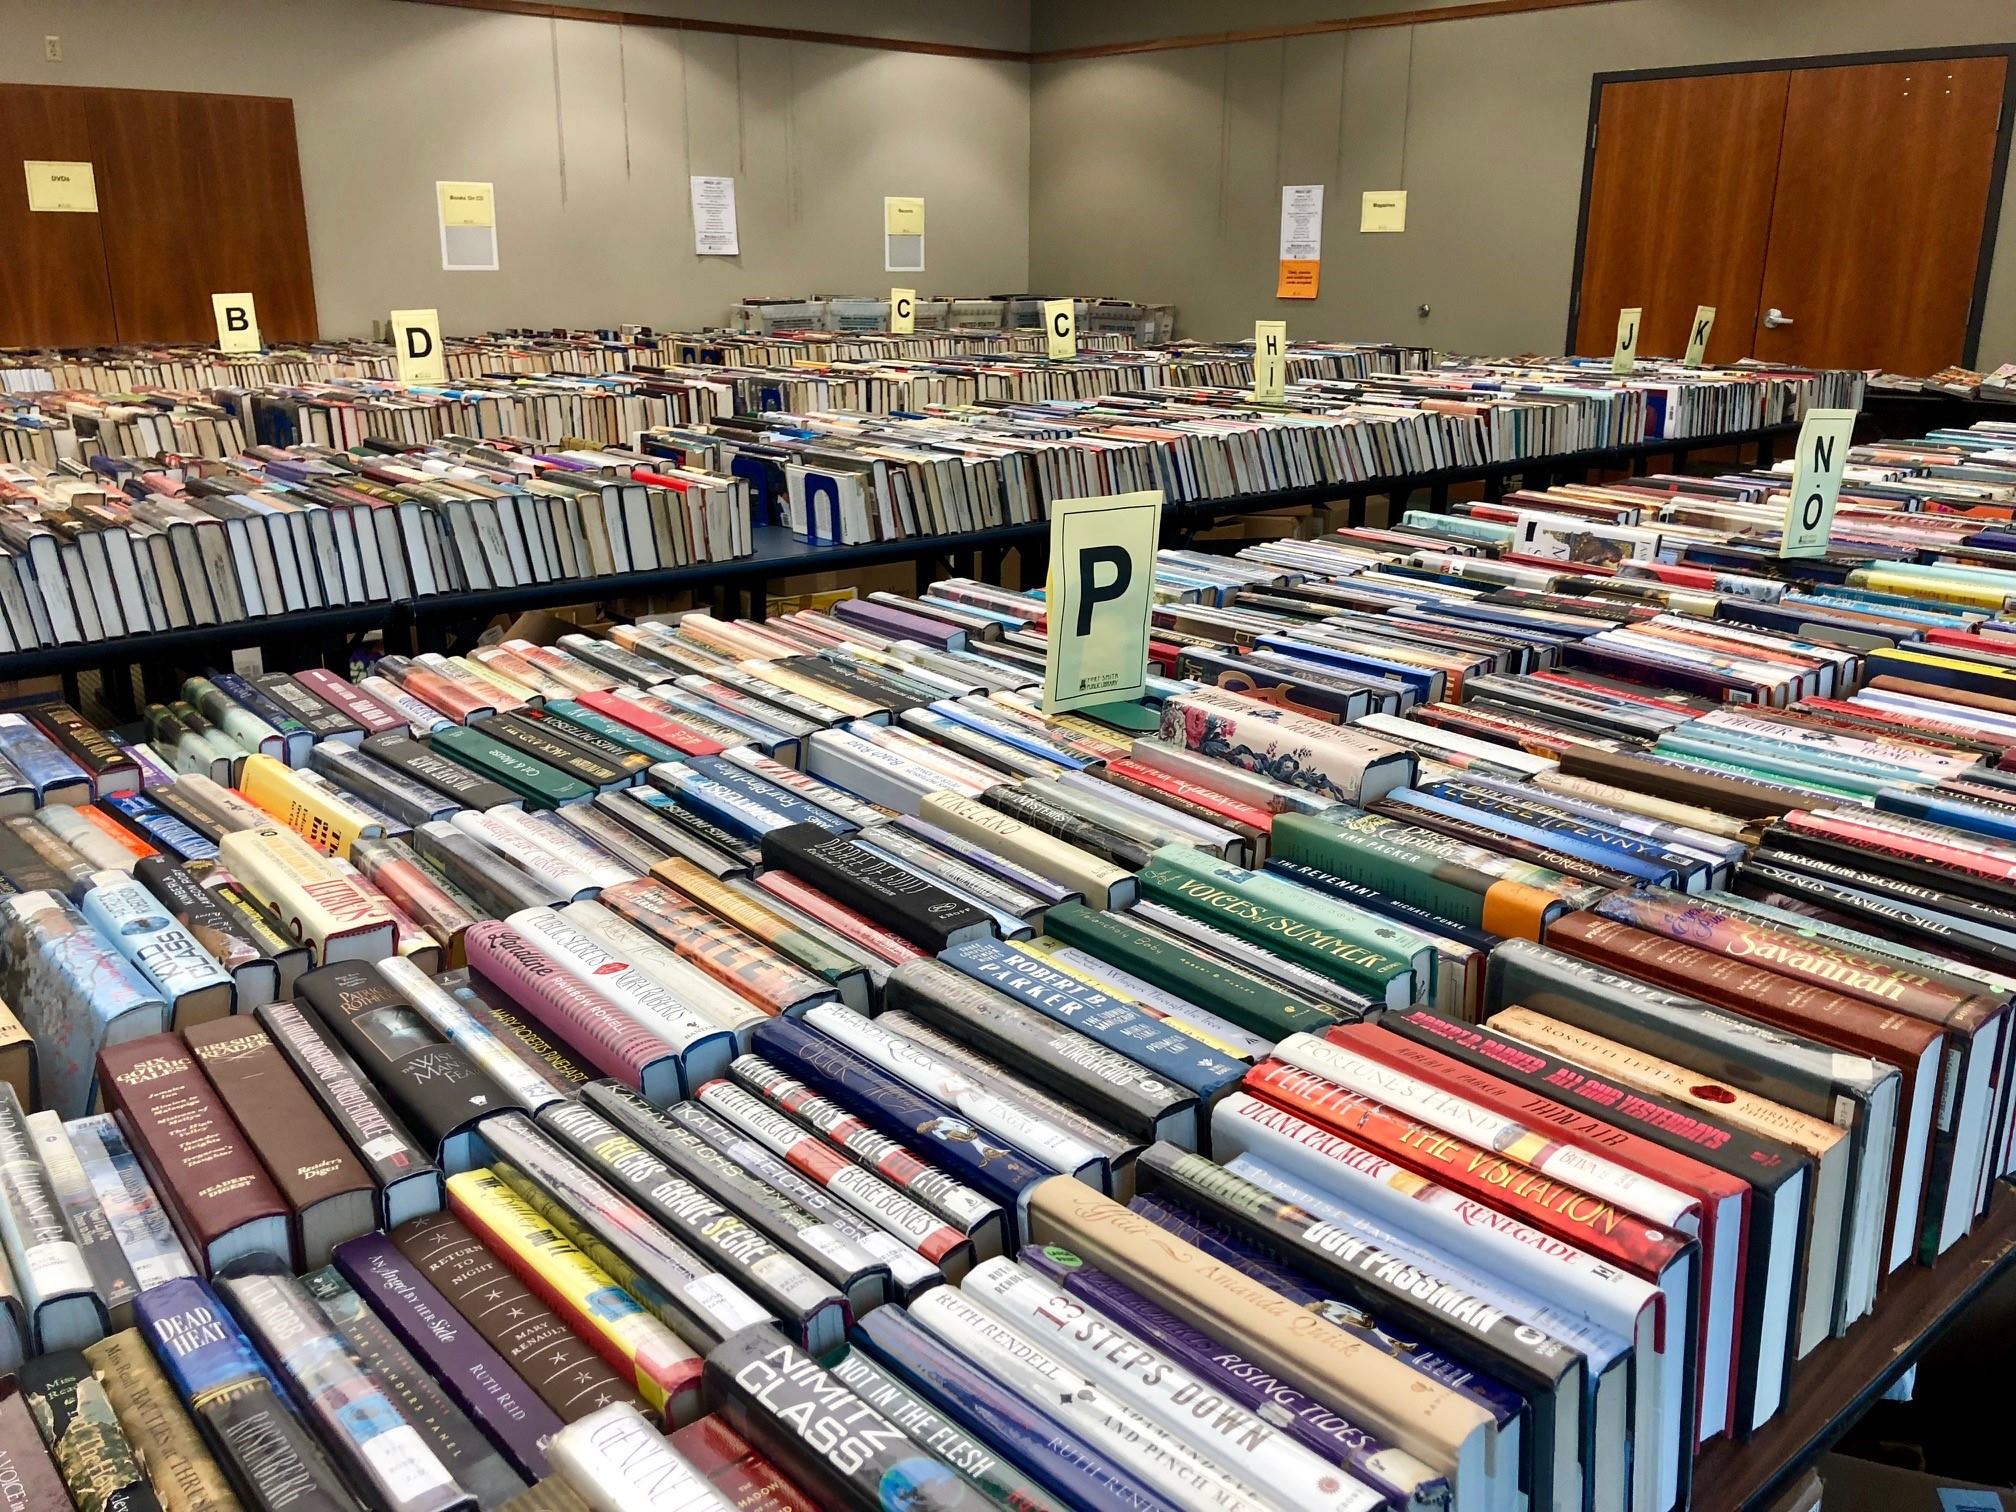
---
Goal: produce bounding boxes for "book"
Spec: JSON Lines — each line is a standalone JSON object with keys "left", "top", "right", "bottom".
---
{"left": 545, "top": 1402, "right": 734, "bottom": 1511}
{"left": 215, "top": 827, "right": 397, "bottom": 963}
{"left": 664, "top": 1415, "right": 817, "bottom": 1510}
{"left": 295, "top": 961, "right": 519, "bottom": 1172}
{"left": 215, "top": 1262, "right": 474, "bottom": 1512}
{"left": 912, "top": 792, "right": 1137, "bottom": 910}
{"left": 17, "top": 1349, "right": 162, "bottom": 1512}
{"left": 82, "top": 1326, "right": 241, "bottom": 1512}
{"left": 386, "top": 1208, "right": 647, "bottom": 1424}
{"left": 298, "top": 1265, "right": 527, "bottom": 1510}
{"left": 331, "top": 1231, "right": 564, "bottom": 1482}
{"left": 0, "top": 1379, "right": 74, "bottom": 1512}
{"left": 249, "top": 1001, "right": 442, "bottom": 1230}
{"left": 132, "top": 857, "right": 278, "bottom": 1008}
{"left": 182, "top": 1020, "right": 376, "bottom": 1271}
{"left": 63, "top": 1114, "right": 197, "bottom": 1298}
{"left": 0, "top": 998, "right": 36, "bottom": 1116}
{"left": 26, "top": 1114, "right": 140, "bottom": 1333}
{"left": 0, "top": 889, "right": 167, "bottom": 1119}
{"left": 378, "top": 957, "right": 566, "bottom": 1116}
{"left": 597, "top": 877, "right": 835, "bottom": 1019}
{"left": 649, "top": 857, "right": 869, "bottom": 1009}
{"left": 96, "top": 1036, "right": 290, "bottom": 1278}
{"left": 758, "top": 823, "right": 992, "bottom": 951}
{"left": 135, "top": 1276, "right": 361, "bottom": 1512}
{"left": 77, "top": 872, "right": 235, "bottom": 1032}
{"left": 1157, "top": 689, "right": 1416, "bottom": 805}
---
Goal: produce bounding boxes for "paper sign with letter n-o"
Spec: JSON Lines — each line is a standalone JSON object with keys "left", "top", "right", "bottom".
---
{"left": 390, "top": 308, "right": 445, "bottom": 384}
{"left": 1778, "top": 407, "right": 1857, "bottom": 558}
{"left": 1043, "top": 490, "right": 1163, "bottom": 714}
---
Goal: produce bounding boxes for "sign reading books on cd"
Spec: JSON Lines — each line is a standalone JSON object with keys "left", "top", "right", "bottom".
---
{"left": 436, "top": 181, "right": 498, "bottom": 272}
{"left": 23, "top": 160, "right": 96, "bottom": 213}
{"left": 1778, "top": 407, "right": 1857, "bottom": 557}
{"left": 1252, "top": 320, "right": 1287, "bottom": 403}
{"left": 1684, "top": 305, "right": 1717, "bottom": 366}
{"left": 1044, "top": 299, "right": 1077, "bottom": 360}
{"left": 884, "top": 196, "right": 925, "bottom": 273}
{"left": 689, "top": 175, "right": 738, "bottom": 256}
{"left": 211, "top": 293, "right": 261, "bottom": 354}
{"left": 1611, "top": 306, "right": 1642, "bottom": 375}
{"left": 390, "top": 308, "right": 446, "bottom": 384}
{"left": 890, "top": 288, "right": 916, "bottom": 334}
{"left": 1277, "top": 184, "right": 1323, "bottom": 299}
{"left": 1043, "top": 490, "right": 1163, "bottom": 714}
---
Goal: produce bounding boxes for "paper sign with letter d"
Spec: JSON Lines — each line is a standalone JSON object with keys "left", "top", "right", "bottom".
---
{"left": 1778, "top": 408, "right": 1856, "bottom": 558}
{"left": 1043, "top": 490, "right": 1162, "bottom": 714}
{"left": 1044, "top": 299, "right": 1077, "bottom": 360}
{"left": 390, "top": 308, "right": 445, "bottom": 384}
{"left": 211, "top": 293, "right": 261, "bottom": 354}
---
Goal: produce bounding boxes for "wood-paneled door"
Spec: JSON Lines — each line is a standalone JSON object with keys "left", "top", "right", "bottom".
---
{"left": 0, "top": 82, "right": 317, "bottom": 347}
{"left": 1569, "top": 48, "right": 2014, "bottom": 373}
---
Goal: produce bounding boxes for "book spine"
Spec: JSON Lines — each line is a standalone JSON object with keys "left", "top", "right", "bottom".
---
{"left": 379, "top": 957, "right": 566, "bottom": 1115}
{"left": 387, "top": 1209, "right": 645, "bottom": 1424}
{"left": 16, "top": 1352, "right": 158, "bottom": 1512}
{"left": 544, "top": 1402, "right": 732, "bottom": 1510}
{"left": 505, "top": 907, "right": 728, "bottom": 1063}
{"left": 26, "top": 1112, "right": 139, "bottom": 1325}
{"left": 758, "top": 823, "right": 989, "bottom": 951}
{"left": 331, "top": 1232, "right": 563, "bottom": 1480}
{"left": 702, "top": 1324, "right": 992, "bottom": 1512}
{"left": 752, "top": 870, "right": 927, "bottom": 967}
{"left": 598, "top": 878, "right": 832, "bottom": 1017}
{"left": 350, "top": 838, "right": 477, "bottom": 958}
{"left": 82, "top": 1326, "right": 242, "bottom": 1512}
{"left": 63, "top": 1114, "right": 196, "bottom": 1293}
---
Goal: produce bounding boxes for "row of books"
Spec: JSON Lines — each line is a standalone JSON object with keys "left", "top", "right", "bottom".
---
{"left": 1, "top": 439, "right": 2015, "bottom": 1506}
{"left": 1869, "top": 362, "right": 2016, "bottom": 404}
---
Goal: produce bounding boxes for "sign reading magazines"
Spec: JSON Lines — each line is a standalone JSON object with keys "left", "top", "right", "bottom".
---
{"left": 1043, "top": 490, "right": 1163, "bottom": 713}
{"left": 1778, "top": 407, "right": 1857, "bottom": 557}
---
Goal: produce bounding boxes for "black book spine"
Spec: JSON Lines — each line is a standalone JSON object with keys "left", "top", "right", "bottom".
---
{"left": 881, "top": 960, "right": 1191, "bottom": 1144}
{"left": 256, "top": 674, "right": 364, "bottom": 743}
{"left": 472, "top": 714, "right": 631, "bottom": 791}
{"left": 638, "top": 792, "right": 763, "bottom": 868}
{"left": 759, "top": 823, "right": 990, "bottom": 951}
{"left": 1732, "top": 857, "right": 2016, "bottom": 974}
{"left": 703, "top": 1323, "right": 992, "bottom": 1512}
{"left": 779, "top": 656, "right": 916, "bottom": 713}
{"left": 1756, "top": 825, "right": 2010, "bottom": 911}
{"left": 363, "top": 734, "right": 517, "bottom": 812}
{"left": 413, "top": 823, "right": 565, "bottom": 916}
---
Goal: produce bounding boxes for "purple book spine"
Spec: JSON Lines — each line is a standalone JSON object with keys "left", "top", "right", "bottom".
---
{"left": 831, "top": 598, "right": 962, "bottom": 649}
{"left": 332, "top": 1231, "right": 562, "bottom": 1480}
{"left": 1018, "top": 1245, "right": 1437, "bottom": 1509}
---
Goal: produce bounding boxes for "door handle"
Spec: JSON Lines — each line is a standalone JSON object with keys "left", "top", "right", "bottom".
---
{"left": 1764, "top": 307, "right": 1794, "bottom": 328}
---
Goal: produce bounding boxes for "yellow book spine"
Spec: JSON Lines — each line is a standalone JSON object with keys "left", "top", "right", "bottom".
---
{"left": 238, "top": 754, "right": 380, "bottom": 858}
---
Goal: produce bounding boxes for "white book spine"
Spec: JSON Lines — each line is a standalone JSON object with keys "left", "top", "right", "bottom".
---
{"left": 0, "top": 1086, "right": 90, "bottom": 1322}
{"left": 549, "top": 1402, "right": 735, "bottom": 1511}
{"left": 78, "top": 872, "right": 234, "bottom": 1006}
{"left": 559, "top": 902, "right": 764, "bottom": 1037}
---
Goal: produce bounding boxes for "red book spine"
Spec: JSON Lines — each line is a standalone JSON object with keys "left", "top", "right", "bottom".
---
{"left": 396, "top": 665, "right": 493, "bottom": 723}
{"left": 296, "top": 669, "right": 406, "bottom": 735}
{"left": 463, "top": 920, "right": 675, "bottom": 1088}
{"left": 1104, "top": 760, "right": 1274, "bottom": 831}
{"left": 1242, "top": 1056, "right": 1688, "bottom": 1278}
{"left": 574, "top": 689, "right": 727, "bottom": 757}
{"left": 752, "top": 871, "right": 928, "bottom": 966}
{"left": 1781, "top": 809, "right": 2016, "bottom": 885}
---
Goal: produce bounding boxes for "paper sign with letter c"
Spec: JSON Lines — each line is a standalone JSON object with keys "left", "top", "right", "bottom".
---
{"left": 1043, "top": 489, "right": 1163, "bottom": 714}
{"left": 890, "top": 288, "right": 916, "bottom": 335}
{"left": 1044, "top": 299, "right": 1077, "bottom": 360}
{"left": 390, "top": 308, "right": 445, "bottom": 384}
{"left": 211, "top": 293, "right": 261, "bottom": 354}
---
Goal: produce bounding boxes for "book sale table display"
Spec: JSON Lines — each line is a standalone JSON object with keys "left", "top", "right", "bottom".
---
{"left": 0, "top": 327, "right": 2008, "bottom": 1512}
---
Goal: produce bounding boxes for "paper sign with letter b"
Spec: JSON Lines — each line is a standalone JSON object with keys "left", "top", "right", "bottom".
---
{"left": 1043, "top": 490, "right": 1162, "bottom": 714}
{"left": 211, "top": 293, "right": 261, "bottom": 354}
{"left": 390, "top": 308, "right": 445, "bottom": 384}
{"left": 1778, "top": 407, "right": 1856, "bottom": 558}
{"left": 1252, "top": 320, "right": 1287, "bottom": 403}
{"left": 1612, "top": 307, "right": 1642, "bottom": 375}
{"left": 1683, "top": 305, "right": 1716, "bottom": 366}
{"left": 1044, "top": 299, "right": 1077, "bottom": 360}
{"left": 889, "top": 288, "right": 915, "bottom": 335}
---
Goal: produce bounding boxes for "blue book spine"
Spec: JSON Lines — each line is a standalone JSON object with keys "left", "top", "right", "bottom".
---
{"left": 1390, "top": 787, "right": 1675, "bottom": 885}
{"left": 100, "top": 794, "right": 219, "bottom": 863}
{"left": 650, "top": 768, "right": 808, "bottom": 842}
{"left": 922, "top": 703, "right": 1092, "bottom": 770}
{"left": 1253, "top": 636, "right": 1440, "bottom": 700}
{"left": 936, "top": 939, "right": 1247, "bottom": 1100}
{"left": 684, "top": 756, "right": 857, "bottom": 834}
{"left": 750, "top": 1017, "right": 1050, "bottom": 1217}
{"left": 652, "top": 689, "right": 801, "bottom": 761}
{"left": 849, "top": 1306, "right": 1184, "bottom": 1512}
{"left": 1874, "top": 786, "right": 2016, "bottom": 844}
{"left": 136, "top": 1275, "right": 292, "bottom": 1404}
{"left": 0, "top": 715, "right": 90, "bottom": 801}
{"left": 1416, "top": 777, "right": 1706, "bottom": 882}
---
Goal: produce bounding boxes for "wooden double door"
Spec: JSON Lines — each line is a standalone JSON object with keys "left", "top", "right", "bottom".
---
{"left": 0, "top": 83, "right": 317, "bottom": 348}
{"left": 1571, "top": 50, "right": 2011, "bottom": 372}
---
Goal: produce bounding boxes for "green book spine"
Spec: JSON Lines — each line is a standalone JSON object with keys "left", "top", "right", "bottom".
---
{"left": 1041, "top": 900, "right": 1339, "bottom": 1041}
{"left": 430, "top": 725, "right": 595, "bottom": 809}
{"left": 1136, "top": 844, "right": 1428, "bottom": 1005}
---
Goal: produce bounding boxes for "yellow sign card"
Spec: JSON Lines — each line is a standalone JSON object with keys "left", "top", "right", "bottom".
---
{"left": 390, "top": 308, "right": 446, "bottom": 384}
{"left": 211, "top": 293, "right": 262, "bottom": 354}
{"left": 436, "top": 180, "right": 495, "bottom": 229}
{"left": 1683, "top": 305, "right": 1717, "bottom": 366}
{"left": 890, "top": 288, "right": 916, "bottom": 334}
{"left": 1044, "top": 299, "right": 1077, "bottom": 360}
{"left": 884, "top": 196, "right": 925, "bottom": 236}
{"left": 1252, "top": 320, "right": 1287, "bottom": 403}
{"left": 1044, "top": 490, "right": 1164, "bottom": 714}
{"left": 1360, "top": 189, "right": 1407, "bottom": 233}
{"left": 1778, "top": 408, "right": 1857, "bottom": 558}
{"left": 1611, "top": 306, "right": 1642, "bottom": 375}
{"left": 24, "top": 160, "right": 96, "bottom": 213}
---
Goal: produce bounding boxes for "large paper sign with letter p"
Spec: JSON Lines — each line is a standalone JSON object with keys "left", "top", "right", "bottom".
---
{"left": 390, "top": 308, "right": 445, "bottom": 384}
{"left": 1778, "top": 407, "right": 1857, "bottom": 557}
{"left": 1043, "top": 490, "right": 1162, "bottom": 714}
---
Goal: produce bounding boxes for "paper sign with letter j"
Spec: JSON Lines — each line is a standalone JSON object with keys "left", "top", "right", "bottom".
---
{"left": 1043, "top": 490, "right": 1163, "bottom": 714}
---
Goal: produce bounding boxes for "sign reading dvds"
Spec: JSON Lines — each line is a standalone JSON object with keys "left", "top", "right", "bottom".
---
{"left": 1252, "top": 320, "right": 1287, "bottom": 403}
{"left": 210, "top": 293, "right": 261, "bottom": 354}
{"left": 1683, "top": 305, "right": 1717, "bottom": 366}
{"left": 1611, "top": 306, "right": 1642, "bottom": 375}
{"left": 1043, "top": 490, "right": 1162, "bottom": 714}
{"left": 1777, "top": 407, "right": 1857, "bottom": 557}
{"left": 890, "top": 288, "right": 916, "bottom": 334}
{"left": 390, "top": 308, "right": 446, "bottom": 384}
{"left": 1044, "top": 299, "right": 1077, "bottom": 360}
{"left": 22, "top": 160, "right": 95, "bottom": 213}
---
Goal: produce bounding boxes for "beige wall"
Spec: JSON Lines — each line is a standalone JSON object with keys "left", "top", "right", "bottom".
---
{"left": 1028, "top": 0, "right": 2016, "bottom": 360}
{"left": 0, "top": 0, "right": 1033, "bottom": 339}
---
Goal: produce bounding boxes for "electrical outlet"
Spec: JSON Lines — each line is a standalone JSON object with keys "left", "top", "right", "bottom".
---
{"left": 43, "top": 35, "right": 62, "bottom": 61}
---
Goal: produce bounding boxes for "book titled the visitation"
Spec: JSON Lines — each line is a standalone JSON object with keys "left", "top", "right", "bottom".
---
{"left": 97, "top": 1035, "right": 291, "bottom": 1277}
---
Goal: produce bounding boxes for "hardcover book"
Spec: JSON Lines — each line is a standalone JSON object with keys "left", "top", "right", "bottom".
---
{"left": 758, "top": 824, "right": 992, "bottom": 951}
{"left": 17, "top": 1348, "right": 161, "bottom": 1512}
{"left": 82, "top": 1326, "right": 240, "bottom": 1512}
{"left": 215, "top": 827, "right": 397, "bottom": 963}
{"left": 26, "top": 1112, "right": 139, "bottom": 1333}
{"left": 0, "top": 1381, "right": 73, "bottom": 1512}
{"left": 64, "top": 1114, "right": 197, "bottom": 1297}
{"left": 78, "top": 872, "right": 235, "bottom": 1031}
{"left": 545, "top": 1402, "right": 735, "bottom": 1511}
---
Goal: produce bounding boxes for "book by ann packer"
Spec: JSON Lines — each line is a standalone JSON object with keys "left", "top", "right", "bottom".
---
{"left": 182, "top": 1020, "right": 376, "bottom": 1270}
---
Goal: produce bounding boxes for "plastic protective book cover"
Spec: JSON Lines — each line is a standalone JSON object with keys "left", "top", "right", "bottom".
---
{"left": 0, "top": 1381, "right": 74, "bottom": 1512}
{"left": 545, "top": 1403, "right": 736, "bottom": 1510}
{"left": 135, "top": 1276, "right": 361, "bottom": 1512}
{"left": 25, "top": 1112, "right": 139, "bottom": 1332}
{"left": 64, "top": 1113, "right": 197, "bottom": 1296}
{"left": 16, "top": 1348, "right": 160, "bottom": 1512}
{"left": 758, "top": 823, "right": 992, "bottom": 952}
{"left": 82, "top": 1325, "right": 241, "bottom": 1512}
